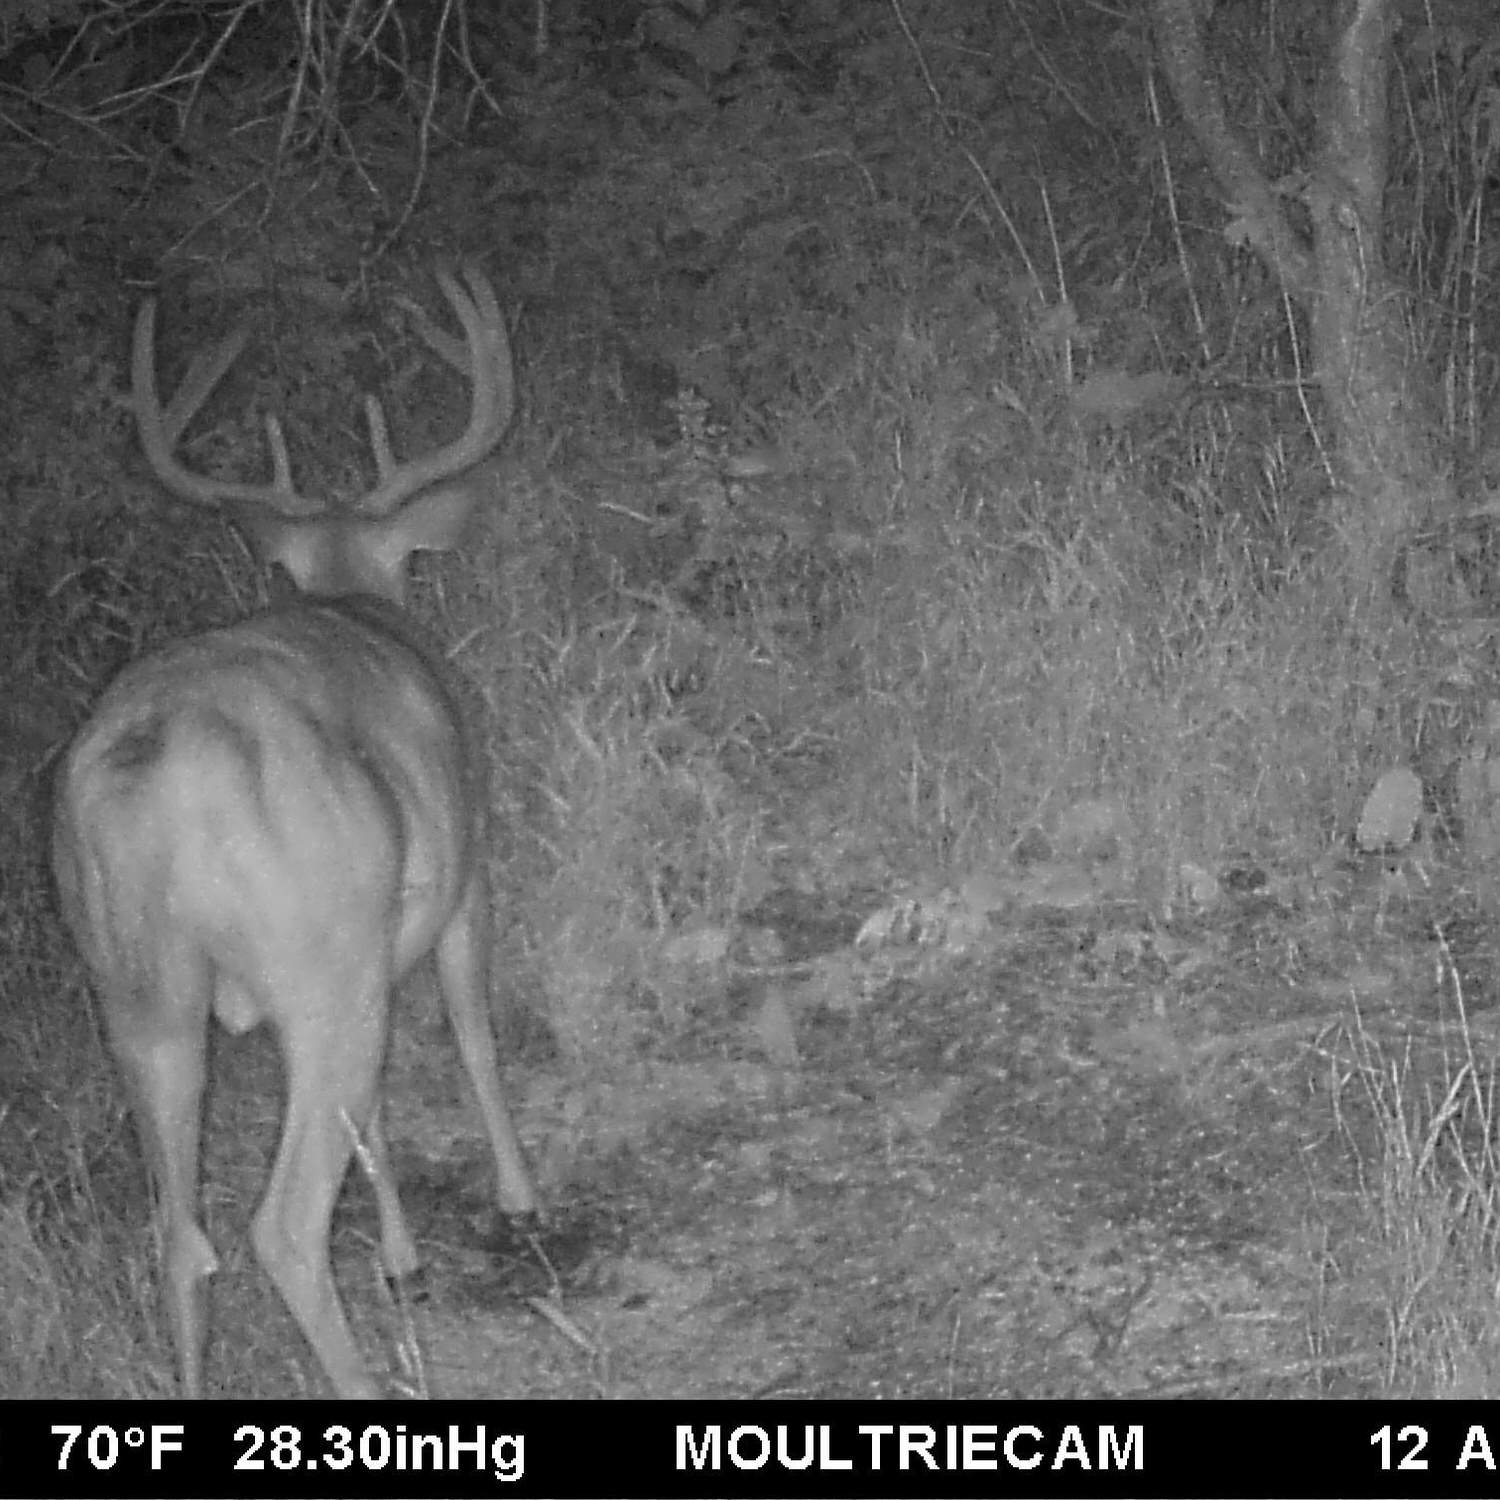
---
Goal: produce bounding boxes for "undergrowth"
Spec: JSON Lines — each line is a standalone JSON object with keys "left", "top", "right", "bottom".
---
{"left": 0, "top": 0, "right": 1493, "bottom": 1400}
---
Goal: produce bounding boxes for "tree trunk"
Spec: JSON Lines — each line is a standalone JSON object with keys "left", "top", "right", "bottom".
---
{"left": 1151, "top": 0, "right": 1448, "bottom": 593}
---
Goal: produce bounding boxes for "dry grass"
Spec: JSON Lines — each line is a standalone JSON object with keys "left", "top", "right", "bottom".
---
{"left": 2, "top": 0, "right": 1498, "bottom": 1398}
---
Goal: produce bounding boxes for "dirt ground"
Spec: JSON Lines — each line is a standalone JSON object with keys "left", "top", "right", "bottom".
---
{"left": 189, "top": 842, "right": 1443, "bottom": 1403}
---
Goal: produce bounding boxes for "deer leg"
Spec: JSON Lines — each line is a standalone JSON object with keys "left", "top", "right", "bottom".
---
{"left": 361, "top": 1103, "right": 420, "bottom": 1280}
{"left": 106, "top": 959, "right": 216, "bottom": 1398}
{"left": 250, "top": 975, "right": 387, "bottom": 1400}
{"left": 434, "top": 871, "right": 537, "bottom": 1217}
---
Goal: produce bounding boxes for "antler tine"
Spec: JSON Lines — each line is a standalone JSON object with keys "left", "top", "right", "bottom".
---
{"left": 355, "top": 264, "right": 515, "bottom": 517}
{"left": 133, "top": 299, "right": 319, "bottom": 517}
{"left": 161, "top": 318, "right": 250, "bottom": 449}
{"left": 394, "top": 263, "right": 507, "bottom": 380}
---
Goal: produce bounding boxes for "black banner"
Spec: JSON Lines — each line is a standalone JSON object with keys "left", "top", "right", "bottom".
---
{"left": 0, "top": 1402, "right": 1488, "bottom": 1498}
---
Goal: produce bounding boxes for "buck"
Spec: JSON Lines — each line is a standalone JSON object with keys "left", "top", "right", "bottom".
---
{"left": 51, "top": 265, "right": 538, "bottom": 1399}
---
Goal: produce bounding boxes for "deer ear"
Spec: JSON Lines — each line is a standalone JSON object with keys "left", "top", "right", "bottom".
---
{"left": 390, "top": 481, "right": 484, "bottom": 556}
{"left": 349, "top": 486, "right": 482, "bottom": 605}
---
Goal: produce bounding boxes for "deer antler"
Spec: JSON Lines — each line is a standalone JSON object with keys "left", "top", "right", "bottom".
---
{"left": 133, "top": 265, "right": 514, "bottom": 520}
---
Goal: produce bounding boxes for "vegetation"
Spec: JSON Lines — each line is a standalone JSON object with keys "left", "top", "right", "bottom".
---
{"left": 2, "top": 0, "right": 1499, "bottom": 1400}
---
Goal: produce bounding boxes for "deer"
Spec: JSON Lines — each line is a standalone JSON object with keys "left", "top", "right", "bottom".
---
{"left": 51, "top": 265, "right": 539, "bottom": 1400}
